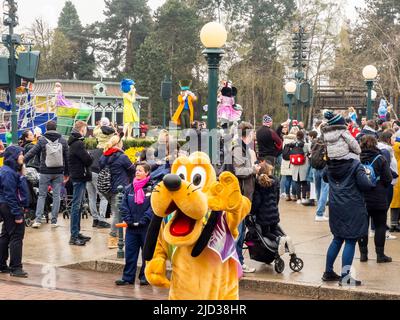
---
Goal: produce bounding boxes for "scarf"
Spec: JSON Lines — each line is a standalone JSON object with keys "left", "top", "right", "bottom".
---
{"left": 133, "top": 176, "right": 150, "bottom": 205}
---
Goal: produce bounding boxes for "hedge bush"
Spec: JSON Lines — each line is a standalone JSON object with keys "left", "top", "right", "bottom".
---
{"left": 85, "top": 137, "right": 186, "bottom": 150}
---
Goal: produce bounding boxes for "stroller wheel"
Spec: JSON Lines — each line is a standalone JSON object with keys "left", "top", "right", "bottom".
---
{"left": 289, "top": 257, "right": 304, "bottom": 272}
{"left": 274, "top": 258, "right": 285, "bottom": 274}
{"left": 25, "top": 218, "right": 33, "bottom": 228}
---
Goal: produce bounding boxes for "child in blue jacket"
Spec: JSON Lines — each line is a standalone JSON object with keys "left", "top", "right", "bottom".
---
{"left": 0, "top": 146, "right": 29, "bottom": 278}
{"left": 115, "top": 162, "right": 153, "bottom": 286}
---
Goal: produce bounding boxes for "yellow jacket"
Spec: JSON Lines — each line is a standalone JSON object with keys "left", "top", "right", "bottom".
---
{"left": 172, "top": 94, "right": 197, "bottom": 126}
{"left": 391, "top": 142, "right": 400, "bottom": 208}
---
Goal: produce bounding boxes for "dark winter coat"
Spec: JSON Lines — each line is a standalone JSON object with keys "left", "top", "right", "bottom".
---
{"left": 88, "top": 148, "right": 103, "bottom": 174}
{"left": 323, "top": 159, "right": 374, "bottom": 239}
{"left": 360, "top": 149, "right": 393, "bottom": 211}
{"left": 99, "top": 148, "right": 135, "bottom": 194}
{"left": 0, "top": 146, "right": 27, "bottom": 220}
{"left": 120, "top": 182, "right": 154, "bottom": 233}
{"left": 250, "top": 177, "right": 280, "bottom": 227}
{"left": 23, "top": 142, "right": 40, "bottom": 170}
{"left": 24, "top": 131, "right": 69, "bottom": 175}
{"left": 68, "top": 132, "right": 93, "bottom": 183}
{"left": 256, "top": 126, "right": 283, "bottom": 158}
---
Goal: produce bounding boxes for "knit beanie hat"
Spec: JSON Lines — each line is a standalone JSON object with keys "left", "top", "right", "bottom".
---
{"left": 263, "top": 115, "right": 273, "bottom": 127}
{"left": 324, "top": 111, "right": 346, "bottom": 126}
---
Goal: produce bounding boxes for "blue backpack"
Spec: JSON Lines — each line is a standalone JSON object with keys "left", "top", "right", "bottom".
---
{"left": 363, "top": 155, "right": 382, "bottom": 186}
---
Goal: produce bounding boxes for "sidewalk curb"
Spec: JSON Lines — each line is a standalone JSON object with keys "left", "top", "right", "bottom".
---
{"left": 63, "top": 259, "right": 400, "bottom": 300}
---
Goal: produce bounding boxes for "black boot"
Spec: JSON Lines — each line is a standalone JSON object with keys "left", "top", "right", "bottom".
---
{"left": 359, "top": 247, "right": 368, "bottom": 263}
{"left": 376, "top": 247, "right": 392, "bottom": 263}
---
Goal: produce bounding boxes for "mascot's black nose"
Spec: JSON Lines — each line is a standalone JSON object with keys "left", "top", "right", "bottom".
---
{"left": 163, "top": 174, "right": 182, "bottom": 192}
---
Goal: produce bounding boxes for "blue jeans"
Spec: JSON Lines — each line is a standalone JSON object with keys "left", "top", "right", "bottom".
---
{"left": 123, "top": 229, "right": 147, "bottom": 283}
{"left": 284, "top": 176, "right": 293, "bottom": 196}
{"left": 236, "top": 222, "right": 245, "bottom": 265}
{"left": 314, "top": 169, "right": 329, "bottom": 217}
{"left": 70, "top": 182, "right": 87, "bottom": 239}
{"left": 326, "top": 237, "right": 357, "bottom": 277}
{"left": 35, "top": 173, "right": 63, "bottom": 224}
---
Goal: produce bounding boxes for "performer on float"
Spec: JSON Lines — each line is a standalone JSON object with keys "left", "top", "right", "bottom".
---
{"left": 217, "top": 80, "right": 242, "bottom": 128}
{"left": 120, "top": 79, "right": 139, "bottom": 140}
{"left": 143, "top": 152, "right": 251, "bottom": 300}
{"left": 172, "top": 80, "right": 197, "bottom": 130}
{"left": 54, "top": 82, "right": 73, "bottom": 107}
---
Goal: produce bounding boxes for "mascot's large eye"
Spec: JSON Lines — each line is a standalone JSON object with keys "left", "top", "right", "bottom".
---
{"left": 191, "top": 166, "right": 207, "bottom": 189}
{"left": 176, "top": 165, "right": 188, "bottom": 181}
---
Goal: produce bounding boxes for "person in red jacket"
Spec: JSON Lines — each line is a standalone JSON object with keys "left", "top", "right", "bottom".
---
{"left": 256, "top": 115, "right": 283, "bottom": 165}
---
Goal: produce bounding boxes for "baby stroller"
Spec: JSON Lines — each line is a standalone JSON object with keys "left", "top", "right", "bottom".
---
{"left": 244, "top": 215, "right": 304, "bottom": 274}
{"left": 61, "top": 180, "right": 90, "bottom": 220}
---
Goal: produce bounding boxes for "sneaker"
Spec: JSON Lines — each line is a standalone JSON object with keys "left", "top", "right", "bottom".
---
{"left": 322, "top": 271, "right": 341, "bottom": 282}
{"left": 140, "top": 279, "right": 150, "bottom": 286}
{"left": 10, "top": 269, "right": 28, "bottom": 278}
{"left": 339, "top": 276, "right": 362, "bottom": 287}
{"left": 301, "top": 199, "right": 311, "bottom": 206}
{"left": 115, "top": 279, "right": 134, "bottom": 286}
{"left": 242, "top": 264, "right": 256, "bottom": 273}
{"left": 386, "top": 232, "right": 397, "bottom": 240}
{"left": 315, "top": 216, "right": 329, "bottom": 222}
{"left": 296, "top": 200, "right": 302, "bottom": 204}
{"left": 78, "top": 234, "right": 91, "bottom": 242}
{"left": 32, "top": 222, "right": 41, "bottom": 229}
{"left": 92, "top": 220, "right": 99, "bottom": 228}
{"left": 97, "top": 221, "right": 111, "bottom": 229}
{"left": 69, "top": 238, "right": 86, "bottom": 246}
{"left": 51, "top": 224, "right": 59, "bottom": 229}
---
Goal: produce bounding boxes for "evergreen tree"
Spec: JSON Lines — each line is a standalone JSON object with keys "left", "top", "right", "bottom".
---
{"left": 57, "top": 1, "right": 95, "bottom": 79}
{"left": 100, "top": 0, "right": 153, "bottom": 76}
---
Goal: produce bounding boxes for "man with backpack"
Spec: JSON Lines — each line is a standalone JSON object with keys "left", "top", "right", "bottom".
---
{"left": 24, "top": 121, "right": 69, "bottom": 229}
{"left": 68, "top": 121, "right": 93, "bottom": 246}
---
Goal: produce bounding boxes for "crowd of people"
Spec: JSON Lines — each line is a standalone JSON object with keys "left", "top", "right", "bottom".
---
{"left": 0, "top": 107, "right": 399, "bottom": 288}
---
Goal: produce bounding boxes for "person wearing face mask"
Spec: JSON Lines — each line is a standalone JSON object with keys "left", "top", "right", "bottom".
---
{"left": 0, "top": 146, "right": 29, "bottom": 278}
{"left": 68, "top": 121, "right": 93, "bottom": 246}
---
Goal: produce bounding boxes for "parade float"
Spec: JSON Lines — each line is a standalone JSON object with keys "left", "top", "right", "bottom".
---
{"left": 0, "top": 79, "right": 148, "bottom": 143}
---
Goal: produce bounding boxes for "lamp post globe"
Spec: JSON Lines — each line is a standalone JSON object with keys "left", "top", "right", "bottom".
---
{"left": 200, "top": 22, "right": 227, "bottom": 48}
{"left": 363, "top": 65, "right": 378, "bottom": 81}
{"left": 285, "top": 81, "right": 297, "bottom": 94}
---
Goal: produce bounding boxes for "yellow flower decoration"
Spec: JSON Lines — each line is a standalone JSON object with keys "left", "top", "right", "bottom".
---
{"left": 125, "top": 147, "right": 145, "bottom": 164}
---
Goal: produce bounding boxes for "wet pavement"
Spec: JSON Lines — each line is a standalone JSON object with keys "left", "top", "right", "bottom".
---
{"left": 4, "top": 199, "right": 400, "bottom": 299}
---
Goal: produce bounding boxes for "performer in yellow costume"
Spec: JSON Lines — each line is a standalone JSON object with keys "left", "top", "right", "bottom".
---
{"left": 172, "top": 80, "right": 197, "bottom": 129}
{"left": 121, "top": 79, "right": 139, "bottom": 139}
{"left": 144, "top": 152, "right": 251, "bottom": 300}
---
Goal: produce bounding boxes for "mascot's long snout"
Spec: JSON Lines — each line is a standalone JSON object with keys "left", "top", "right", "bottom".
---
{"left": 163, "top": 174, "right": 182, "bottom": 192}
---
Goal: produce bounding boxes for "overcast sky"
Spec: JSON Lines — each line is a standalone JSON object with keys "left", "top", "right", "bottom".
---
{"left": 12, "top": 0, "right": 367, "bottom": 31}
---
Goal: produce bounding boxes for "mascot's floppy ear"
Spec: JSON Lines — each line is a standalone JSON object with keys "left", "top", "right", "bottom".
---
{"left": 143, "top": 215, "right": 164, "bottom": 261}
{"left": 221, "top": 87, "right": 232, "bottom": 97}
{"left": 232, "top": 87, "right": 238, "bottom": 97}
{"left": 191, "top": 211, "right": 222, "bottom": 258}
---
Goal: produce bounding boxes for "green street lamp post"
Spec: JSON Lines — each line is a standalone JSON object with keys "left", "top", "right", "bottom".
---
{"left": 3, "top": 0, "right": 19, "bottom": 144}
{"left": 362, "top": 65, "right": 378, "bottom": 120}
{"left": 200, "top": 22, "right": 227, "bottom": 162}
{"left": 285, "top": 81, "right": 297, "bottom": 127}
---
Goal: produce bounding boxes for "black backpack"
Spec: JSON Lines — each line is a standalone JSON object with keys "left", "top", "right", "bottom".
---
{"left": 310, "top": 138, "right": 328, "bottom": 170}
{"left": 282, "top": 144, "right": 292, "bottom": 161}
{"left": 97, "top": 153, "right": 120, "bottom": 195}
